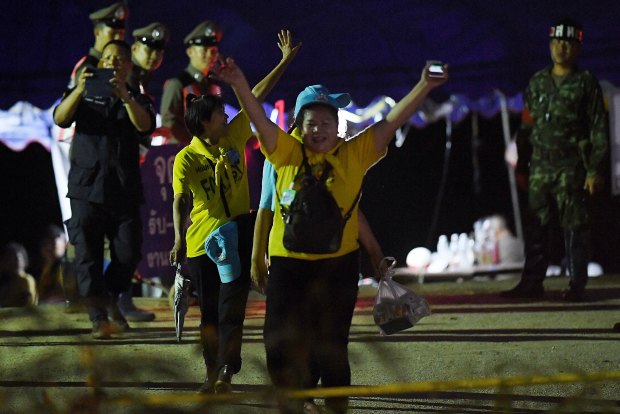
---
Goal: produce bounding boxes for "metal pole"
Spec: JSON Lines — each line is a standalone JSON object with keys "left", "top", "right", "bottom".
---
{"left": 497, "top": 91, "right": 524, "bottom": 242}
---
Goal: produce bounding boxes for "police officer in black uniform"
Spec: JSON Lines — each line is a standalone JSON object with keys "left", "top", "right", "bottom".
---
{"left": 54, "top": 40, "right": 155, "bottom": 339}
{"left": 68, "top": 2, "right": 129, "bottom": 89}
{"left": 160, "top": 20, "right": 223, "bottom": 145}
{"left": 109, "top": 22, "right": 171, "bottom": 323}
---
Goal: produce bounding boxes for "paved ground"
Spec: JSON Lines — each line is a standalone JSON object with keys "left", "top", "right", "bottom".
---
{"left": 1, "top": 273, "right": 619, "bottom": 413}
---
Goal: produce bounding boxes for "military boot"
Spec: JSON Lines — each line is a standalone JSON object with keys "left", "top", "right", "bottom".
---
{"left": 562, "top": 227, "right": 589, "bottom": 301}
{"left": 500, "top": 217, "right": 548, "bottom": 298}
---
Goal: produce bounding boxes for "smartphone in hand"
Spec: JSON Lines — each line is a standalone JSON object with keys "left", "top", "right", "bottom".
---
{"left": 427, "top": 61, "right": 447, "bottom": 79}
{"left": 85, "top": 68, "right": 115, "bottom": 98}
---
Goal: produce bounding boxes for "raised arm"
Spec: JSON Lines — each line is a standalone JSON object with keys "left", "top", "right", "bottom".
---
{"left": 120, "top": 95, "right": 152, "bottom": 132}
{"left": 251, "top": 30, "right": 301, "bottom": 103}
{"left": 53, "top": 69, "right": 92, "bottom": 127}
{"left": 218, "top": 58, "right": 281, "bottom": 154}
{"left": 371, "top": 62, "right": 448, "bottom": 152}
{"left": 54, "top": 67, "right": 152, "bottom": 133}
{"left": 113, "top": 72, "right": 153, "bottom": 132}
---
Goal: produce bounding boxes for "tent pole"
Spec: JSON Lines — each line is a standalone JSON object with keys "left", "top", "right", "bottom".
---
{"left": 497, "top": 91, "right": 523, "bottom": 242}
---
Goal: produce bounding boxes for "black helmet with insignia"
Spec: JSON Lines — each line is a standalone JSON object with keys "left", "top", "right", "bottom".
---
{"left": 89, "top": 2, "right": 129, "bottom": 29}
{"left": 133, "top": 22, "right": 169, "bottom": 50}
{"left": 184, "top": 20, "right": 223, "bottom": 47}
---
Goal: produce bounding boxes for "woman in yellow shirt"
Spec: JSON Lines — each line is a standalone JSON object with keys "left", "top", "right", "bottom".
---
{"left": 219, "top": 58, "right": 447, "bottom": 412}
{"left": 169, "top": 30, "right": 300, "bottom": 394}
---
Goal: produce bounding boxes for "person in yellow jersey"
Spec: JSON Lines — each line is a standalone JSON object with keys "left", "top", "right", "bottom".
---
{"left": 169, "top": 30, "right": 300, "bottom": 394}
{"left": 218, "top": 57, "right": 448, "bottom": 413}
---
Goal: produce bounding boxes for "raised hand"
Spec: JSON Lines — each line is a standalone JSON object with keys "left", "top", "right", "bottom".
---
{"left": 76, "top": 68, "right": 93, "bottom": 94}
{"left": 215, "top": 57, "right": 248, "bottom": 88}
{"left": 110, "top": 70, "right": 131, "bottom": 102}
{"left": 277, "top": 29, "right": 301, "bottom": 61}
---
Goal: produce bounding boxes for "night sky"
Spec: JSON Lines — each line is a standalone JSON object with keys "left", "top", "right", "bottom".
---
{"left": 2, "top": 1, "right": 620, "bottom": 271}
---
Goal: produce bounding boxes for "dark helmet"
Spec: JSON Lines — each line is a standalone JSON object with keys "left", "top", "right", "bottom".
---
{"left": 549, "top": 18, "right": 583, "bottom": 43}
{"left": 184, "top": 20, "right": 223, "bottom": 47}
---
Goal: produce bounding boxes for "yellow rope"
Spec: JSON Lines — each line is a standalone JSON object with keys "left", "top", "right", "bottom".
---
{"left": 109, "top": 369, "right": 620, "bottom": 406}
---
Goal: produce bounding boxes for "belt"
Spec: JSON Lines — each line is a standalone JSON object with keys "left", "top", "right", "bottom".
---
{"left": 532, "top": 147, "right": 579, "bottom": 162}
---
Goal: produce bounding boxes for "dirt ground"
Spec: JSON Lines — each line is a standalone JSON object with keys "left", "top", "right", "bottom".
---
{"left": 1, "top": 273, "right": 619, "bottom": 413}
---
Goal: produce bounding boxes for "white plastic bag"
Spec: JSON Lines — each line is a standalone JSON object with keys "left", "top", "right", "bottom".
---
{"left": 373, "top": 257, "right": 431, "bottom": 335}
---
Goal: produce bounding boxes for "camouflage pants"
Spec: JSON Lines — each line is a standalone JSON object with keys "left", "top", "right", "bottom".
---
{"left": 528, "top": 160, "right": 588, "bottom": 229}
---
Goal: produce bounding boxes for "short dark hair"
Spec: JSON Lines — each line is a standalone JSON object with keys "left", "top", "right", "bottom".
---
{"left": 294, "top": 103, "right": 339, "bottom": 129}
{"left": 39, "top": 224, "right": 65, "bottom": 245}
{"left": 101, "top": 39, "right": 132, "bottom": 59}
{"left": 184, "top": 94, "right": 225, "bottom": 136}
{"left": 0, "top": 242, "right": 29, "bottom": 268}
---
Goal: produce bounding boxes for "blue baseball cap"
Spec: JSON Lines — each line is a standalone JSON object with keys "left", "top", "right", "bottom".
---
{"left": 293, "top": 84, "right": 351, "bottom": 120}
{"left": 204, "top": 221, "right": 240, "bottom": 283}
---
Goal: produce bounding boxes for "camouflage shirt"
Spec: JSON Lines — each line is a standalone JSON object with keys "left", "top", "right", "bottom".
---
{"left": 520, "top": 66, "right": 608, "bottom": 177}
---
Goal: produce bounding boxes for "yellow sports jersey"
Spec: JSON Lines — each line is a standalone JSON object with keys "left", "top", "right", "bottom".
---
{"left": 172, "top": 111, "right": 253, "bottom": 258}
{"left": 265, "top": 127, "right": 386, "bottom": 260}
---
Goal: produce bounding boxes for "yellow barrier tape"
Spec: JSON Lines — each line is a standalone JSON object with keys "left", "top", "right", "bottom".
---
{"left": 289, "top": 370, "right": 620, "bottom": 399}
{"left": 109, "top": 369, "right": 620, "bottom": 406}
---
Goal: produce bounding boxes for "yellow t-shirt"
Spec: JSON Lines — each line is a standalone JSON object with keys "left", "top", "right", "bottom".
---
{"left": 265, "top": 127, "right": 386, "bottom": 260}
{"left": 172, "top": 111, "right": 253, "bottom": 258}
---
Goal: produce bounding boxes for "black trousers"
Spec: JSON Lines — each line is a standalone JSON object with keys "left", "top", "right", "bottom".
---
{"left": 264, "top": 250, "right": 359, "bottom": 412}
{"left": 66, "top": 199, "right": 142, "bottom": 321}
{"left": 186, "top": 213, "right": 253, "bottom": 373}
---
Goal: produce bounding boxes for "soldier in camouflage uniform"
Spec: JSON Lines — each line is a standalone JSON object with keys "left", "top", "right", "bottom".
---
{"left": 501, "top": 18, "right": 608, "bottom": 301}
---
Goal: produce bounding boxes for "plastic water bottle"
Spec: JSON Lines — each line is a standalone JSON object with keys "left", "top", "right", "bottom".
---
{"left": 449, "top": 233, "right": 459, "bottom": 267}
{"left": 458, "top": 233, "right": 474, "bottom": 268}
{"left": 436, "top": 234, "right": 450, "bottom": 262}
